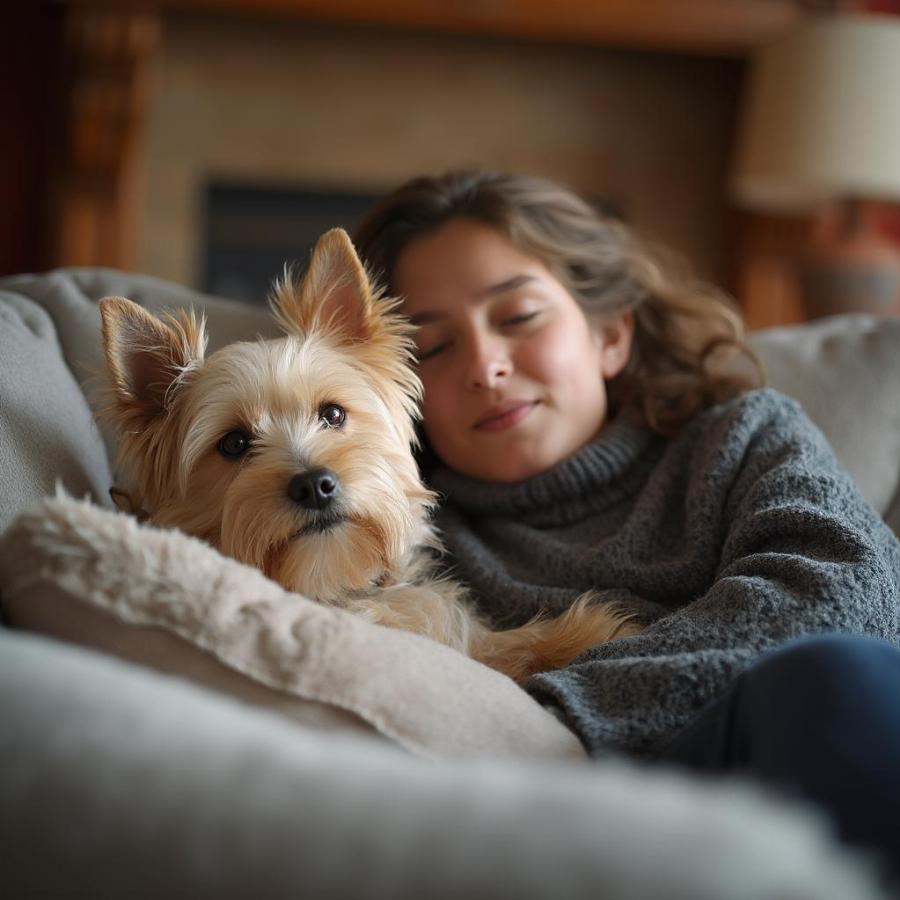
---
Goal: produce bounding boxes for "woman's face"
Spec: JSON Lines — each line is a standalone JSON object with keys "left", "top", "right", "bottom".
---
{"left": 394, "top": 218, "right": 633, "bottom": 483}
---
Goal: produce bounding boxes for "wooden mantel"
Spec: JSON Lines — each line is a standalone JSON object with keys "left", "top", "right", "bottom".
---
{"left": 60, "top": 0, "right": 807, "bottom": 55}
{"left": 42, "top": 0, "right": 811, "bottom": 273}
{"left": 12, "top": 0, "right": 838, "bottom": 332}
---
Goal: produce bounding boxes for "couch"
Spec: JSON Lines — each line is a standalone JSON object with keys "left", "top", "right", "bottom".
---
{"left": 1, "top": 268, "right": 899, "bottom": 900}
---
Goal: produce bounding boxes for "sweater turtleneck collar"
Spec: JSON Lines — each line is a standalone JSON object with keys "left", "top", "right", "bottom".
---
{"left": 429, "top": 409, "right": 659, "bottom": 517}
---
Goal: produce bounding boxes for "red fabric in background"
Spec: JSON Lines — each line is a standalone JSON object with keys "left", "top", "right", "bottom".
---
{"left": 873, "top": 205, "right": 900, "bottom": 247}
{"left": 861, "top": 1, "right": 900, "bottom": 12}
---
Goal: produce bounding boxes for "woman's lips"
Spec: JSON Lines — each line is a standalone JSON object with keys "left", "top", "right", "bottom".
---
{"left": 473, "top": 400, "right": 539, "bottom": 432}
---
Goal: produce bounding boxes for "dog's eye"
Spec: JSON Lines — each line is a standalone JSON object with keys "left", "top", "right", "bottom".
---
{"left": 319, "top": 403, "right": 346, "bottom": 429}
{"left": 218, "top": 430, "right": 251, "bottom": 458}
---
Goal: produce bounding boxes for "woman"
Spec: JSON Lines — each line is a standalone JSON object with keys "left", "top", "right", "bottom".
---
{"left": 354, "top": 169, "right": 900, "bottom": 878}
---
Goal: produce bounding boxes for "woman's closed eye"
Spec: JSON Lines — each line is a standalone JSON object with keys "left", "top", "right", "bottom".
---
{"left": 416, "top": 340, "right": 451, "bottom": 363}
{"left": 416, "top": 311, "right": 541, "bottom": 362}
{"left": 502, "top": 310, "right": 539, "bottom": 327}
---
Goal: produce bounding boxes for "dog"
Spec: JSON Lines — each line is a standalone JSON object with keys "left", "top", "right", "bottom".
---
{"left": 97, "top": 228, "right": 639, "bottom": 683}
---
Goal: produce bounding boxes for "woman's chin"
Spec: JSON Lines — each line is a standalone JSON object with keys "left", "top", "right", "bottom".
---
{"left": 445, "top": 427, "right": 604, "bottom": 483}
{"left": 454, "top": 451, "right": 558, "bottom": 484}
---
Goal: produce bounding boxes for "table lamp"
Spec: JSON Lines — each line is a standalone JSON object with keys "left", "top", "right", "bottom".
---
{"left": 730, "top": 14, "right": 900, "bottom": 319}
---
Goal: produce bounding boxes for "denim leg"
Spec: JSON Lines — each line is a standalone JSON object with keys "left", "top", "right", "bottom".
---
{"left": 657, "top": 634, "right": 900, "bottom": 874}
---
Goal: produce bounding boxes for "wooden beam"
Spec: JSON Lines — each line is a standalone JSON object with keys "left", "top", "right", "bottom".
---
{"left": 51, "top": 5, "right": 161, "bottom": 269}
{"left": 59, "top": 0, "right": 806, "bottom": 55}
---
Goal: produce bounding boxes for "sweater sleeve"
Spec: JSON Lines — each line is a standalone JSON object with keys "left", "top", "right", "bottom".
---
{"left": 527, "top": 392, "right": 900, "bottom": 759}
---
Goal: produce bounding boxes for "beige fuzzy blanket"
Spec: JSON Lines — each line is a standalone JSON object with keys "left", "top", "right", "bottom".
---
{"left": 0, "top": 490, "right": 585, "bottom": 761}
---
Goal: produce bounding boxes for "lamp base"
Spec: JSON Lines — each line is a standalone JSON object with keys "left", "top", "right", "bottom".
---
{"left": 798, "top": 200, "right": 900, "bottom": 320}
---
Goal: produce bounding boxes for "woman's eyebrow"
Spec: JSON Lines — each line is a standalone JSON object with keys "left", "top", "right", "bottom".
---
{"left": 478, "top": 273, "right": 537, "bottom": 299}
{"left": 406, "top": 274, "right": 538, "bottom": 326}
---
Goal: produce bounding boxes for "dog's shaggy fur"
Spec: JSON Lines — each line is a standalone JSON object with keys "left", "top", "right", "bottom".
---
{"left": 98, "top": 229, "right": 639, "bottom": 683}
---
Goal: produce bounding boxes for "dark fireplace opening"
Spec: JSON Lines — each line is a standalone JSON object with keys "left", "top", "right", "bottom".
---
{"left": 203, "top": 181, "right": 383, "bottom": 305}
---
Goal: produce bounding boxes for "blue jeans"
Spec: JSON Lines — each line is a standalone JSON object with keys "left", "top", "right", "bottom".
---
{"left": 656, "top": 634, "right": 900, "bottom": 879}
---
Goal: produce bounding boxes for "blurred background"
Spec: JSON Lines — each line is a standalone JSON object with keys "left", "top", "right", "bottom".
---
{"left": 4, "top": 0, "right": 900, "bottom": 328}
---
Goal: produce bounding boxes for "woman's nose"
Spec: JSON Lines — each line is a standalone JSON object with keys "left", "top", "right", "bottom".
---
{"left": 465, "top": 336, "right": 511, "bottom": 390}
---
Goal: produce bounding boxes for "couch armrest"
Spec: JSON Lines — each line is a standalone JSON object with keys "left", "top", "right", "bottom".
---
{"left": 0, "top": 628, "right": 883, "bottom": 900}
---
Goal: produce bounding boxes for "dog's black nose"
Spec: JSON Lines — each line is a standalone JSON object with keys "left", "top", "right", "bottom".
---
{"left": 287, "top": 468, "right": 340, "bottom": 510}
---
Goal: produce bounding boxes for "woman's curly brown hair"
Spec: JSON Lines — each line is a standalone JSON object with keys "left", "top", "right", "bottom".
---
{"left": 354, "top": 168, "right": 763, "bottom": 438}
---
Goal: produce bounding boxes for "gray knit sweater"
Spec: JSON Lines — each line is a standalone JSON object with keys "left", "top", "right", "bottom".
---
{"left": 431, "top": 389, "right": 900, "bottom": 759}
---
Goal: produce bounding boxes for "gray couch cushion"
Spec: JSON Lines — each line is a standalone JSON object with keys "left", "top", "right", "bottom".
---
{"left": 0, "top": 291, "right": 112, "bottom": 534}
{"left": 750, "top": 315, "right": 900, "bottom": 527}
{"left": 0, "top": 268, "right": 277, "bottom": 395}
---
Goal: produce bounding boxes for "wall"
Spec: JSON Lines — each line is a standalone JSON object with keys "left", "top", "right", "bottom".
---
{"left": 138, "top": 12, "right": 743, "bottom": 291}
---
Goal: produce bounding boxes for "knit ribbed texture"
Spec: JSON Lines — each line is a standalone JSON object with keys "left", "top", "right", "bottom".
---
{"left": 432, "top": 389, "right": 900, "bottom": 758}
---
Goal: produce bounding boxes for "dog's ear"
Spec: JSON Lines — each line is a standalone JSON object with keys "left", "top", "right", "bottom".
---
{"left": 273, "top": 228, "right": 378, "bottom": 342}
{"left": 99, "top": 296, "right": 207, "bottom": 420}
{"left": 273, "top": 229, "right": 423, "bottom": 430}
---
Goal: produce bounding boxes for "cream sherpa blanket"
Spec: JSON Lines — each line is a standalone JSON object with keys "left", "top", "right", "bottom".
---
{"left": 0, "top": 491, "right": 585, "bottom": 761}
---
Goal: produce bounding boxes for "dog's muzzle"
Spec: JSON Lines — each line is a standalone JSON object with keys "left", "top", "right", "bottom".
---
{"left": 287, "top": 467, "right": 340, "bottom": 511}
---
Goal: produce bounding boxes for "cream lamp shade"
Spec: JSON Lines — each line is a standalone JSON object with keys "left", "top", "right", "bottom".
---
{"left": 731, "top": 14, "right": 900, "bottom": 213}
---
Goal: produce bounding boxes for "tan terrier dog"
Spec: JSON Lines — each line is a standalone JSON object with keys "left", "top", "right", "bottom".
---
{"left": 98, "top": 229, "right": 639, "bottom": 683}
